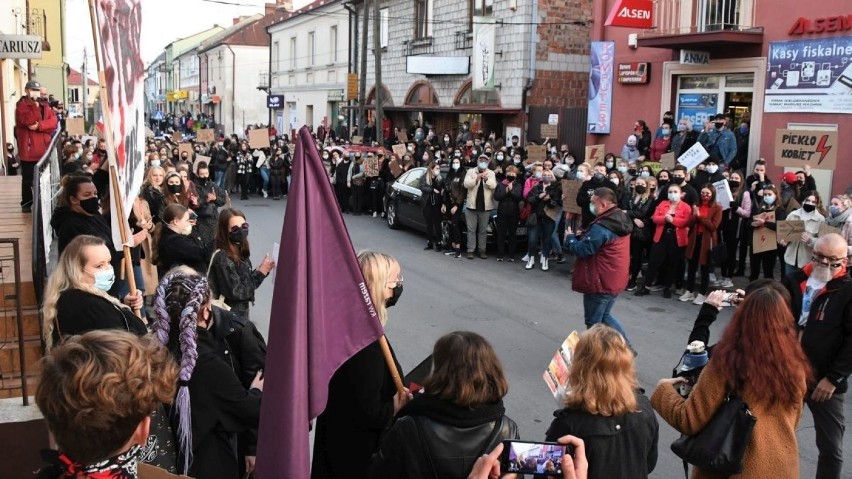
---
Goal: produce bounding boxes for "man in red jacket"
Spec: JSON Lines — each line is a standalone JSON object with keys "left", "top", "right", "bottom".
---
{"left": 14, "top": 81, "right": 58, "bottom": 212}
{"left": 564, "top": 187, "right": 634, "bottom": 346}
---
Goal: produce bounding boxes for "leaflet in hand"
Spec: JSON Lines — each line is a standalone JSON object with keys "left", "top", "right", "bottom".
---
{"left": 543, "top": 331, "right": 580, "bottom": 405}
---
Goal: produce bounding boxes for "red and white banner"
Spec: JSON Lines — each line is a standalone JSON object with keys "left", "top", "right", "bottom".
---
{"left": 93, "top": 0, "right": 146, "bottom": 248}
{"left": 605, "top": 0, "right": 653, "bottom": 29}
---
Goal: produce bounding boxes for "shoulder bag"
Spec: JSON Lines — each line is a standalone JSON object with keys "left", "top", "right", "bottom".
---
{"left": 670, "top": 393, "right": 756, "bottom": 478}
{"left": 709, "top": 235, "right": 728, "bottom": 267}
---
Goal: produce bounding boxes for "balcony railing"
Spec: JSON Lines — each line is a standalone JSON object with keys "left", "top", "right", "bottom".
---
{"left": 645, "top": 0, "right": 758, "bottom": 36}
{"left": 257, "top": 72, "right": 270, "bottom": 90}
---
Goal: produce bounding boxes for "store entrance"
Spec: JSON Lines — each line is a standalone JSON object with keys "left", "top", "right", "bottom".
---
{"left": 675, "top": 74, "right": 754, "bottom": 131}
{"left": 724, "top": 91, "right": 752, "bottom": 127}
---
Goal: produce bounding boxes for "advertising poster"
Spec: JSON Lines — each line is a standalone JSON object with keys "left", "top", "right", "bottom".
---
{"left": 676, "top": 93, "right": 718, "bottom": 131}
{"left": 764, "top": 37, "right": 852, "bottom": 114}
{"left": 587, "top": 41, "right": 614, "bottom": 134}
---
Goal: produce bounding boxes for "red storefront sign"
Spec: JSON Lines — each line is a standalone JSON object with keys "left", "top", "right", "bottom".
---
{"left": 788, "top": 15, "right": 852, "bottom": 35}
{"left": 605, "top": 0, "right": 653, "bottom": 29}
{"left": 617, "top": 62, "right": 649, "bottom": 84}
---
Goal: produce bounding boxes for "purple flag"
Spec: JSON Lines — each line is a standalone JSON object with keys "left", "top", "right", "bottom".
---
{"left": 255, "top": 126, "right": 384, "bottom": 478}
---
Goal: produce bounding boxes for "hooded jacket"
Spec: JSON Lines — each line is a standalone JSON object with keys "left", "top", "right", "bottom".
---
{"left": 565, "top": 206, "right": 633, "bottom": 294}
{"left": 14, "top": 97, "right": 58, "bottom": 162}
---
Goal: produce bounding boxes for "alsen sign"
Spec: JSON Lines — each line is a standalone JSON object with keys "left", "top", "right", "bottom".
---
{"left": 605, "top": 0, "right": 653, "bottom": 29}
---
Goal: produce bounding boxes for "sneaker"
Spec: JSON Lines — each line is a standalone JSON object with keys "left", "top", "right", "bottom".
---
{"left": 372, "top": 212, "right": 378, "bottom": 218}
{"left": 262, "top": 189, "right": 268, "bottom": 198}
{"left": 525, "top": 257, "right": 535, "bottom": 270}
{"left": 720, "top": 278, "right": 735, "bottom": 289}
{"left": 692, "top": 294, "right": 707, "bottom": 305}
{"left": 454, "top": 251, "right": 462, "bottom": 258}
{"left": 541, "top": 256, "right": 550, "bottom": 271}
{"left": 625, "top": 279, "right": 637, "bottom": 292}
{"left": 521, "top": 254, "right": 530, "bottom": 262}
{"left": 507, "top": 258, "right": 516, "bottom": 263}
{"left": 496, "top": 257, "right": 504, "bottom": 262}
{"left": 647, "top": 284, "right": 664, "bottom": 292}
{"left": 663, "top": 288, "right": 672, "bottom": 299}
{"left": 674, "top": 288, "right": 686, "bottom": 296}
{"left": 709, "top": 273, "right": 717, "bottom": 283}
{"left": 444, "top": 251, "right": 455, "bottom": 256}
{"left": 467, "top": 252, "right": 475, "bottom": 259}
{"left": 679, "top": 291, "right": 696, "bottom": 302}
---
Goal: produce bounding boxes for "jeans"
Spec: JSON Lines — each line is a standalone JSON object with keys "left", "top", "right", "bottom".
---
{"left": 259, "top": 166, "right": 270, "bottom": 192}
{"left": 583, "top": 293, "right": 630, "bottom": 343}
{"left": 214, "top": 170, "right": 226, "bottom": 189}
{"left": 527, "top": 217, "right": 555, "bottom": 258}
{"left": 806, "top": 392, "right": 845, "bottom": 479}
{"left": 550, "top": 210, "right": 564, "bottom": 255}
{"left": 465, "top": 209, "right": 491, "bottom": 253}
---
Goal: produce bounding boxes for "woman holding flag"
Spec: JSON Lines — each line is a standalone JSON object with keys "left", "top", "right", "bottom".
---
{"left": 311, "top": 251, "right": 412, "bottom": 479}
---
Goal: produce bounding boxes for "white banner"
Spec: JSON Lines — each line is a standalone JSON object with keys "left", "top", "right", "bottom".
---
{"left": 472, "top": 17, "right": 496, "bottom": 91}
{"left": 93, "top": 0, "right": 147, "bottom": 249}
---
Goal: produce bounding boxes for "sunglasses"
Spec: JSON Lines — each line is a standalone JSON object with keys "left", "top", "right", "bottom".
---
{"left": 229, "top": 223, "right": 249, "bottom": 233}
{"left": 812, "top": 252, "right": 844, "bottom": 268}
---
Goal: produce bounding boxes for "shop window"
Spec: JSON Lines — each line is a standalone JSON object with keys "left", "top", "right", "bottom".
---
{"left": 405, "top": 82, "right": 439, "bottom": 106}
{"left": 454, "top": 81, "right": 500, "bottom": 106}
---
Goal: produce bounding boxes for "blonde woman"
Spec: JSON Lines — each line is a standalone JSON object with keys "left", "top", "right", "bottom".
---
{"left": 312, "top": 251, "right": 412, "bottom": 479}
{"left": 42, "top": 235, "right": 146, "bottom": 350}
{"left": 826, "top": 194, "right": 852, "bottom": 260}
{"left": 545, "top": 325, "right": 658, "bottom": 478}
{"left": 141, "top": 165, "right": 166, "bottom": 224}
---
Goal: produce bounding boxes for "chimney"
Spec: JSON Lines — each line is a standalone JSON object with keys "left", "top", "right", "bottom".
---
{"left": 265, "top": 2, "right": 276, "bottom": 15}
{"left": 233, "top": 17, "right": 241, "bottom": 25}
{"left": 276, "top": 0, "right": 293, "bottom": 12}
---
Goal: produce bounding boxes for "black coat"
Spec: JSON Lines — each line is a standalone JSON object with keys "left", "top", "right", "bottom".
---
{"left": 51, "top": 206, "right": 123, "bottom": 272}
{"left": 545, "top": 393, "right": 659, "bottom": 479}
{"left": 172, "top": 327, "right": 261, "bottom": 479}
{"left": 193, "top": 178, "right": 225, "bottom": 218}
{"left": 142, "top": 186, "right": 166, "bottom": 225}
{"left": 494, "top": 178, "right": 524, "bottom": 217}
{"left": 367, "top": 395, "right": 520, "bottom": 479}
{"left": 625, "top": 195, "right": 654, "bottom": 243}
{"left": 156, "top": 227, "right": 208, "bottom": 278}
{"left": 54, "top": 288, "right": 147, "bottom": 342}
{"left": 312, "top": 339, "right": 402, "bottom": 479}
{"left": 577, "top": 177, "right": 618, "bottom": 228}
{"left": 207, "top": 250, "right": 267, "bottom": 321}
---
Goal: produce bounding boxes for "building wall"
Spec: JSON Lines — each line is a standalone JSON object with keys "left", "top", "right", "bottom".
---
{"left": 207, "top": 45, "right": 270, "bottom": 135}
{"left": 0, "top": 0, "right": 31, "bottom": 151}
{"left": 30, "top": 0, "right": 66, "bottom": 104}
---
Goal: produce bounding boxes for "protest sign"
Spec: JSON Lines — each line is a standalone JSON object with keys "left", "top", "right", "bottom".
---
{"left": 178, "top": 143, "right": 193, "bottom": 160}
{"left": 752, "top": 211, "right": 778, "bottom": 254}
{"left": 773, "top": 129, "right": 838, "bottom": 170}
{"left": 776, "top": 220, "right": 805, "bottom": 244}
{"left": 526, "top": 145, "right": 547, "bottom": 165}
{"left": 197, "top": 128, "right": 215, "bottom": 143}
{"left": 171, "top": 131, "right": 182, "bottom": 144}
{"left": 542, "top": 331, "right": 580, "bottom": 405}
{"left": 819, "top": 223, "right": 841, "bottom": 237}
{"left": 584, "top": 144, "right": 605, "bottom": 164}
{"left": 391, "top": 144, "right": 406, "bottom": 158}
{"left": 249, "top": 128, "right": 271, "bottom": 149}
{"left": 363, "top": 156, "right": 380, "bottom": 177}
{"left": 712, "top": 179, "right": 733, "bottom": 210}
{"left": 396, "top": 130, "right": 408, "bottom": 144}
{"left": 561, "top": 179, "right": 583, "bottom": 214}
{"left": 540, "top": 124, "right": 558, "bottom": 139}
{"left": 389, "top": 157, "right": 403, "bottom": 177}
{"left": 660, "top": 152, "right": 675, "bottom": 170}
{"left": 66, "top": 117, "right": 85, "bottom": 136}
{"left": 677, "top": 142, "right": 709, "bottom": 171}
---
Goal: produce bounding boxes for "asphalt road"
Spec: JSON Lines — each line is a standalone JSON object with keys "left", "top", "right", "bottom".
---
{"left": 236, "top": 196, "right": 850, "bottom": 479}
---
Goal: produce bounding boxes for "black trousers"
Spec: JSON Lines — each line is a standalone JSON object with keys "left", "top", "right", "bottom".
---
{"left": 750, "top": 250, "right": 777, "bottom": 279}
{"left": 449, "top": 209, "right": 464, "bottom": 246}
{"left": 238, "top": 173, "right": 250, "bottom": 199}
{"left": 496, "top": 213, "right": 519, "bottom": 258}
{"left": 352, "top": 184, "right": 365, "bottom": 214}
{"left": 423, "top": 206, "right": 442, "bottom": 246}
{"left": 20, "top": 161, "right": 35, "bottom": 207}
{"left": 335, "top": 183, "right": 351, "bottom": 212}
{"left": 270, "top": 170, "right": 283, "bottom": 197}
{"left": 629, "top": 236, "right": 648, "bottom": 279}
{"left": 686, "top": 233, "right": 711, "bottom": 294}
{"left": 806, "top": 392, "right": 845, "bottom": 479}
{"left": 645, "top": 229, "right": 685, "bottom": 288}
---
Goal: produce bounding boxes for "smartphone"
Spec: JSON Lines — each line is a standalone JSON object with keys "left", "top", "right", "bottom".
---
{"left": 500, "top": 440, "right": 571, "bottom": 476}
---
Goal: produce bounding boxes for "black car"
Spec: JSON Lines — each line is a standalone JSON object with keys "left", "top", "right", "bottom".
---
{"left": 385, "top": 167, "right": 527, "bottom": 246}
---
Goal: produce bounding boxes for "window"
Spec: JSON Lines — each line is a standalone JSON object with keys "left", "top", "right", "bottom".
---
{"left": 308, "top": 32, "right": 316, "bottom": 67}
{"left": 405, "top": 82, "right": 439, "bottom": 106}
{"left": 415, "top": 0, "right": 432, "bottom": 39}
{"left": 471, "top": 0, "right": 493, "bottom": 17}
{"left": 380, "top": 9, "right": 389, "bottom": 48}
{"left": 272, "top": 41, "right": 280, "bottom": 72}
{"left": 289, "top": 37, "right": 297, "bottom": 70}
{"left": 68, "top": 87, "right": 79, "bottom": 103}
{"left": 330, "top": 26, "right": 338, "bottom": 63}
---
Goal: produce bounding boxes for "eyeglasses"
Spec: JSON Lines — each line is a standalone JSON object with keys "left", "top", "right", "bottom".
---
{"left": 387, "top": 274, "right": 403, "bottom": 287}
{"left": 229, "top": 222, "right": 249, "bottom": 233}
{"left": 812, "top": 252, "right": 844, "bottom": 268}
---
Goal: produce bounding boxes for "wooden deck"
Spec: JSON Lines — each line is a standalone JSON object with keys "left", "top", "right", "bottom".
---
{"left": 0, "top": 175, "right": 41, "bottom": 400}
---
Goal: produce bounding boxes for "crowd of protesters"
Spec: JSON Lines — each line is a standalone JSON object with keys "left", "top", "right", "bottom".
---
{"left": 12, "top": 82, "right": 852, "bottom": 479}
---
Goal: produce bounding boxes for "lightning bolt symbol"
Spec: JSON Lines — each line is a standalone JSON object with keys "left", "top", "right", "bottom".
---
{"left": 591, "top": 147, "right": 599, "bottom": 159}
{"left": 815, "top": 135, "right": 831, "bottom": 165}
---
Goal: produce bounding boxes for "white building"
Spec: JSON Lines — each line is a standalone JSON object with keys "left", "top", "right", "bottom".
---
{"left": 267, "top": 0, "right": 350, "bottom": 138}
{"left": 144, "top": 53, "right": 166, "bottom": 115}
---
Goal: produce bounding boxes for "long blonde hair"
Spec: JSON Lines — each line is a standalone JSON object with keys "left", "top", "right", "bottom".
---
{"left": 564, "top": 325, "right": 639, "bottom": 416}
{"left": 42, "top": 235, "right": 128, "bottom": 350}
{"left": 357, "top": 251, "right": 399, "bottom": 326}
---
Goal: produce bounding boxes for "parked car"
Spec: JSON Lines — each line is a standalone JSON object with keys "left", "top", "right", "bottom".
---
{"left": 385, "top": 167, "right": 528, "bottom": 247}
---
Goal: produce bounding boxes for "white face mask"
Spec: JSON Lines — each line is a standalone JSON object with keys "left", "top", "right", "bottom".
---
{"left": 609, "top": 177, "right": 619, "bottom": 186}
{"left": 28, "top": 90, "right": 40, "bottom": 99}
{"left": 706, "top": 165, "right": 718, "bottom": 174}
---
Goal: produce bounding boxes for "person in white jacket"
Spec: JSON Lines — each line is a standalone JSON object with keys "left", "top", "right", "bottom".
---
{"left": 463, "top": 155, "right": 497, "bottom": 259}
{"left": 781, "top": 191, "right": 826, "bottom": 275}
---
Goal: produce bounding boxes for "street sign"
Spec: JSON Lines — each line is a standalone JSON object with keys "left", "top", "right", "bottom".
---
{"left": 0, "top": 35, "right": 43, "bottom": 59}
{"left": 347, "top": 73, "right": 359, "bottom": 101}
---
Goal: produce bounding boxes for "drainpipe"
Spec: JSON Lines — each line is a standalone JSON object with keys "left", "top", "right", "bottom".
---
{"left": 226, "top": 45, "right": 236, "bottom": 135}
{"left": 344, "top": 1, "right": 357, "bottom": 135}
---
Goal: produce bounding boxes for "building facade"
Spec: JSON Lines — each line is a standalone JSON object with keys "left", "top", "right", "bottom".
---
{"left": 590, "top": 0, "right": 850, "bottom": 196}
{"left": 161, "top": 26, "right": 224, "bottom": 114}
{"left": 268, "top": 0, "right": 351, "bottom": 139}
{"left": 0, "top": 0, "right": 34, "bottom": 152}
{"left": 66, "top": 68, "right": 98, "bottom": 120}
{"left": 29, "top": 0, "right": 67, "bottom": 105}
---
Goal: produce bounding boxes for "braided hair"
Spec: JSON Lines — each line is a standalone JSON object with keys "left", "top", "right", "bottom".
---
{"left": 151, "top": 270, "right": 210, "bottom": 474}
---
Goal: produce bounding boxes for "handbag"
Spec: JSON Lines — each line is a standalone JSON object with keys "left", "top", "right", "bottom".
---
{"left": 670, "top": 393, "right": 756, "bottom": 477}
{"left": 709, "top": 236, "right": 728, "bottom": 266}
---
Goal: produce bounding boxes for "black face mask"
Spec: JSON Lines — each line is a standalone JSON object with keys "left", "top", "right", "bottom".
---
{"left": 728, "top": 180, "right": 740, "bottom": 189}
{"left": 802, "top": 204, "right": 816, "bottom": 213}
{"left": 197, "top": 176, "right": 209, "bottom": 185}
{"left": 168, "top": 184, "right": 182, "bottom": 194}
{"left": 228, "top": 229, "right": 248, "bottom": 244}
{"left": 593, "top": 172, "right": 605, "bottom": 182}
{"left": 506, "top": 175, "right": 516, "bottom": 182}
{"left": 79, "top": 197, "right": 100, "bottom": 215}
{"left": 672, "top": 177, "right": 685, "bottom": 185}
{"left": 386, "top": 283, "right": 403, "bottom": 308}
{"left": 627, "top": 168, "right": 637, "bottom": 176}
{"left": 634, "top": 185, "right": 647, "bottom": 194}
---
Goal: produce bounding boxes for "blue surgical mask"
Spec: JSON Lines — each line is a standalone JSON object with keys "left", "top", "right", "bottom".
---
{"left": 513, "top": 159, "right": 521, "bottom": 165}
{"left": 763, "top": 195, "right": 776, "bottom": 205}
{"left": 576, "top": 171, "right": 586, "bottom": 180}
{"left": 590, "top": 203, "right": 597, "bottom": 216}
{"left": 640, "top": 171, "right": 650, "bottom": 178}
{"left": 534, "top": 172, "right": 543, "bottom": 180}
{"left": 478, "top": 161, "right": 489, "bottom": 170}
{"left": 706, "top": 165, "right": 718, "bottom": 174}
{"left": 150, "top": 160, "right": 161, "bottom": 168}
{"left": 668, "top": 192, "right": 680, "bottom": 202}
{"left": 829, "top": 205, "right": 842, "bottom": 217}
{"left": 90, "top": 267, "right": 115, "bottom": 292}
{"left": 617, "top": 166, "right": 628, "bottom": 174}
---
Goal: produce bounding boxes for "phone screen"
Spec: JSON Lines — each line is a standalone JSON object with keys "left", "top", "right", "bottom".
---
{"left": 500, "top": 440, "right": 569, "bottom": 476}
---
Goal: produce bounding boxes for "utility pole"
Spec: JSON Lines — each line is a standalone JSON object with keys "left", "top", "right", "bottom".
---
{"left": 81, "top": 47, "right": 88, "bottom": 126}
{"left": 373, "top": 0, "right": 382, "bottom": 144}
{"left": 358, "top": 0, "right": 368, "bottom": 137}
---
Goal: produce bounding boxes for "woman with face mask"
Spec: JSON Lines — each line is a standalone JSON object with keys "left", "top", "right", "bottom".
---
{"left": 620, "top": 135, "right": 641, "bottom": 163}
{"left": 625, "top": 178, "right": 654, "bottom": 291}
{"left": 207, "top": 208, "right": 275, "bottom": 321}
{"left": 780, "top": 191, "right": 826, "bottom": 276}
{"left": 670, "top": 118, "right": 698, "bottom": 159}
{"left": 524, "top": 170, "right": 561, "bottom": 271}
{"left": 419, "top": 162, "right": 445, "bottom": 251}
{"left": 235, "top": 143, "right": 254, "bottom": 200}
{"left": 749, "top": 185, "right": 787, "bottom": 280}
{"left": 719, "top": 171, "right": 753, "bottom": 282}
{"left": 312, "top": 251, "right": 411, "bottom": 479}
{"left": 825, "top": 195, "right": 852, "bottom": 262}
{"left": 442, "top": 157, "right": 467, "bottom": 258}
{"left": 680, "top": 186, "right": 723, "bottom": 305}
{"left": 494, "top": 165, "right": 524, "bottom": 261}
{"left": 154, "top": 203, "right": 209, "bottom": 278}
{"left": 649, "top": 124, "right": 672, "bottom": 162}
{"left": 635, "top": 184, "right": 693, "bottom": 298}
{"left": 163, "top": 171, "right": 189, "bottom": 208}
{"left": 42, "top": 235, "right": 147, "bottom": 349}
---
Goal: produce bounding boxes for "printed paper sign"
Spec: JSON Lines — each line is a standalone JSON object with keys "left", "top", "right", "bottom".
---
{"left": 660, "top": 152, "right": 675, "bottom": 170}
{"left": 712, "top": 179, "right": 733, "bottom": 210}
{"left": 773, "top": 129, "right": 838, "bottom": 170}
{"left": 543, "top": 331, "right": 581, "bottom": 405}
{"left": 363, "top": 156, "right": 380, "bottom": 177}
{"left": 677, "top": 142, "right": 709, "bottom": 170}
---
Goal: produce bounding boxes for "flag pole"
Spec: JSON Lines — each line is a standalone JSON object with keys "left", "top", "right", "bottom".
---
{"left": 379, "top": 335, "right": 405, "bottom": 394}
{"left": 87, "top": 0, "right": 141, "bottom": 317}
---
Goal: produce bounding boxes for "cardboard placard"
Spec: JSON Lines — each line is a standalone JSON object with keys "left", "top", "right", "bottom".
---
{"left": 774, "top": 129, "right": 838, "bottom": 170}
{"left": 193, "top": 154, "right": 211, "bottom": 175}
{"left": 584, "top": 144, "right": 605, "bottom": 164}
{"left": 644, "top": 161, "right": 663, "bottom": 176}
{"left": 396, "top": 130, "right": 409, "bottom": 144}
{"left": 178, "top": 143, "right": 193, "bottom": 161}
{"left": 752, "top": 211, "right": 778, "bottom": 254}
{"left": 660, "top": 152, "right": 676, "bottom": 170}
{"left": 171, "top": 131, "right": 182, "bottom": 144}
{"left": 540, "top": 124, "right": 558, "bottom": 139}
{"left": 66, "top": 117, "right": 85, "bottom": 136}
{"left": 249, "top": 128, "right": 271, "bottom": 149}
{"left": 526, "top": 145, "right": 547, "bottom": 165}
{"left": 561, "top": 179, "right": 583, "bottom": 214}
{"left": 712, "top": 179, "right": 733, "bottom": 210}
{"left": 389, "top": 157, "right": 403, "bottom": 178}
{"left": 677, "top": 142, "right": 709, "bottom": 171}
{"left": 351, "top": 135, "right": 363, "bottom": 145}
{"left": 391, "top": 144, "right": 406, "bottom": 158}
{"left": 776, "top": 220, "right": 805, "bottom": 244}
{"left": 197, "top": 128, "right": 215, "bottom": 143}
{"left": 819, "top": 223, "right": 841, "bottom": 237}
{"left": 363, "top": 156, "right": 380, "bottom": 177}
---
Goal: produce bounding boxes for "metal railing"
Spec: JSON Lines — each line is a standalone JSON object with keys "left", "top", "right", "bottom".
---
{"left": 31, "top": 133, "right": 62, "bottom": 305}
{"left": 0, "top": 239, "right": 29, "bottom": 405}
{"left": 646, "top": 0, "right": 758, "bottom": 36}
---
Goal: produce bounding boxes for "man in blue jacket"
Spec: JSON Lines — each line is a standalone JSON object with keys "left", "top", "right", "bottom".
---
{"left": 564, "top": 187, "right": 633, "bottom": 344}
{"left": 700, "top": 113, "right": 737, "bottom": 166}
